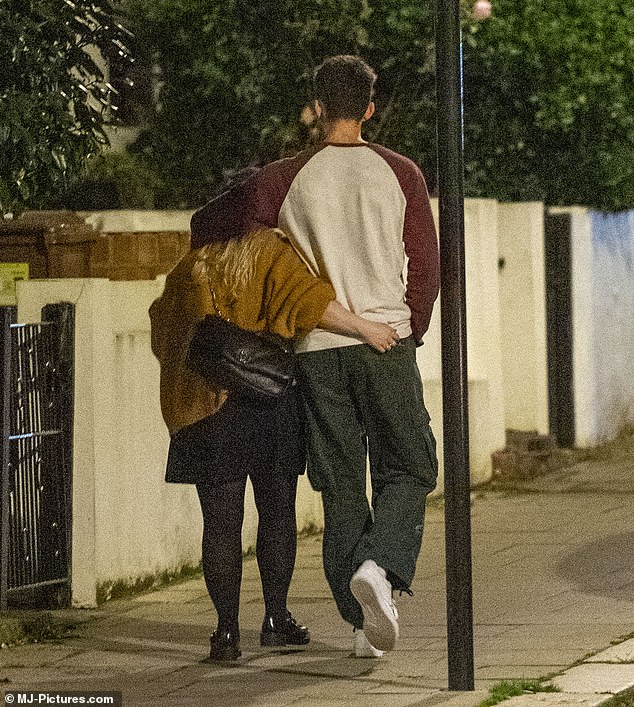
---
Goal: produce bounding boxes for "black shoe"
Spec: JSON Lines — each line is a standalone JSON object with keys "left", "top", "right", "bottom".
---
{"left": 207, "top": 629, "right": 241, "bottom": 662}
{"left": 260, "top": 611, "right": 310, "bottom": 647}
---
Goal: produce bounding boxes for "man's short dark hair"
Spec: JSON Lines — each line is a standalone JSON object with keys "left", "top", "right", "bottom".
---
{"left": 313, "top": 55, "right": 377, "bottom": 122}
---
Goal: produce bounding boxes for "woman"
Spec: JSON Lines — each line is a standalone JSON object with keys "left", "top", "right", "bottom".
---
{"left": 150, "top": 227, "right": 399, "bottom": 662}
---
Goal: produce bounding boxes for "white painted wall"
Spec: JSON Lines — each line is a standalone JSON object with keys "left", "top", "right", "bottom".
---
{"left": 549, "top": 206, "right": 634, "bottom": 446}
{"left": 17, "top": 279, "right": 200, "bottom": 606}
{"left": 418, "top": 199, "right": 506, "bottom": 491}
{"left": 497, "top": 202, "right": 549, "bottom": 435}
{"left": 589, "top": 210, "right": 634, "bottom": 442}
{"left": 79, "top": 210, "right": 193, "bottom": 233}
{"left": 463, "top": 199, "right": 507, "bottom": 478}
{"left": 568, "top": 207, "right": 600, "bottom": 447}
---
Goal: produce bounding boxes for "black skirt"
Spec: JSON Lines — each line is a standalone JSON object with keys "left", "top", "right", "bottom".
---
{"left": 165, "top": 388, "right": 306, "bottom": 485}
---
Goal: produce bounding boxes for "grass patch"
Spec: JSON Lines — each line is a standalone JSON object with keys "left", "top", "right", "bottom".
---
{"left": 478, "top": 679, "right": 559, "bottom": 706}
{"left": 601, "top": 688, "right": 634, "bottom": 707}
{"left": 96, "top": 561, "right": 203, "bottom": 604}
{"left": 0, "top": 611, "right": 75, "bottom": 648}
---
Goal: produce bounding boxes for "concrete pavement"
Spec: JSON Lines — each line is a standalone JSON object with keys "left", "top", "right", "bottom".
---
{"left": 1, "top": 433, "right": 632, "bottom": 706}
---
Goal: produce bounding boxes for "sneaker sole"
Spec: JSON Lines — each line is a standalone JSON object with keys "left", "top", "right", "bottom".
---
{"left": 354, "top": 640, "right": 384, "bottom": 659}
{"left": 355, "top": 648, "right": 384, "bottom": 658}
{"left": 350, "top": 576, "right": 398, "bottom": 652}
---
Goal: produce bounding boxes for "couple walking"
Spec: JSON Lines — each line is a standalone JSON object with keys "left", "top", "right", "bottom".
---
{"left": 150, "top": 55, "right": 440, "bottom": 661}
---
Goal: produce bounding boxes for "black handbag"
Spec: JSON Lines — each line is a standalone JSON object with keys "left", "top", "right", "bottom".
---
{"left": 186, "top": 286, "right": 296, "bottom": 403}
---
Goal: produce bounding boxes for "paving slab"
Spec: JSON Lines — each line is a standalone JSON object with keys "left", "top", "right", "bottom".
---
{"left": 474, "top": 666, "right": 568, "bottom": 680}
{"left": 501, "top": 694, "right": 610, "bottom": 706}
{"left": 406, "top": 693, "right": 489, "bottom": 707}
{"left": 274, "top": 657, "right": 397, "bottom": 680}
{"left": 363, "top": 686, "right": 439, "bottom": 695}
{"left": 552, "top": 663, "right": 634, "bottom": 693}
{"left": 586, "top": 638, "right": 634, "bottom": 663}
{"left": 0, "top": 643, "right": 82, "bottom": 667}
{"left": 474, "top": 650, "right": 585, "bottom": 667}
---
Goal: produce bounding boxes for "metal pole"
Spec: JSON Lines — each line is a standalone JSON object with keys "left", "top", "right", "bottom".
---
{"left": 0, "top": 308, "right": 14, "bottom": 610}
{"left": 435, "top": 0, "right": 475, "bottom": 691}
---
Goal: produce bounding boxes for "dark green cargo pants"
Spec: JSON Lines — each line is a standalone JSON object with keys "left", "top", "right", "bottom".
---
{"left": 296, "top": 336, "right": 438, "bottom": 628}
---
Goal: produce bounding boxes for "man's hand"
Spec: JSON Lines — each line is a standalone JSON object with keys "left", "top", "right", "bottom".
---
{"left": 357, "top": 320, "right": 400, "bottom": 353}
{"left": 318, "top": 300, "right": 399, "bottom": 352}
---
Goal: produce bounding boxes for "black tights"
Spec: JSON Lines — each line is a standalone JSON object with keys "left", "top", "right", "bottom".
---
{"left": 196, "top": 472, "right": 299, "bottom": 632}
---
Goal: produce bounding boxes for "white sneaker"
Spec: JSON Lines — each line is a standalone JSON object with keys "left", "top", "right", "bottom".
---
{"left": 354, "top": 629, "right": 384, "bottom": 658}
{"left": 349, "top": 560, "right": 399, "bottom": 651}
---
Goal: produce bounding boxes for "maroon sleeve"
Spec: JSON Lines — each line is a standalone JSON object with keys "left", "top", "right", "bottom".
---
{"left": 189, "top": 146, "right": 323, "bottom": 249}
{"left": 371, "top": 145, "right": 440, "bottom": 344}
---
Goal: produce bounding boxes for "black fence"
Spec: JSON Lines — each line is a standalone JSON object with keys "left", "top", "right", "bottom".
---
{"left": 0, "top": 303, "right": 75, "bottom": 609}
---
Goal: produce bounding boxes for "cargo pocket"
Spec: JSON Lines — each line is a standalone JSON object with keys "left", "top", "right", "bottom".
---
{"left": 422, "top": 421, "right": 439, "bottom": 489}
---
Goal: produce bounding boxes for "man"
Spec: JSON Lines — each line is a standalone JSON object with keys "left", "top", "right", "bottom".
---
{"left": 190, "top": 55, "right": 439, "bottom": 657}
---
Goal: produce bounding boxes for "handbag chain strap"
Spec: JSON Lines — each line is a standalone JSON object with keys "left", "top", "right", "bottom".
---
{"left": 208, "top": 277, "right": 291, "bottom": 353}
{"left": 208, "top": 281, "right": 231, "bottom": 323}
{"left": 208, "top": 276, "right": 291, "bottom": 353}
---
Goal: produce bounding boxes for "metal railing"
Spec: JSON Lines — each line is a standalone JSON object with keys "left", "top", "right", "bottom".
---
{"left": 0, "top": 303, "right": 74, "bottom": 609}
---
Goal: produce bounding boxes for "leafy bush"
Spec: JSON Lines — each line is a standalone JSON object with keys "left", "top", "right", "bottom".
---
{"left": 123, "top": 0, "right": 634, "bottom": 210}
{"left": 126, "top": 0, "right": 438, "bottom": 208}
{"left": 463, "top": 0, "right": 634, "bottom": 210}
{"left": 53, "top": 151, "right": 163, "bottom": 210}
{"left": 0, "top": 0, "right": 133, "bottom": 217}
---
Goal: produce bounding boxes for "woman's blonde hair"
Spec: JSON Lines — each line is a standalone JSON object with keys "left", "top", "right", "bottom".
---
{"left": 191, "top": 229, "right": 279, "bottom": 299}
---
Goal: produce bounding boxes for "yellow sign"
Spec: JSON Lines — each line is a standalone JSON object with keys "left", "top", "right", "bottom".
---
{"left": 0, "top": 263, "right": 29, "bottom": 306}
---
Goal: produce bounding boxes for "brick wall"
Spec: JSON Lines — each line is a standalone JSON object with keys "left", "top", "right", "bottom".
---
{"left": 0, "top": 211, "right": 192, "bottom": 281}
{"left": 90, "top": 231, "right": 190, "bottom": 280}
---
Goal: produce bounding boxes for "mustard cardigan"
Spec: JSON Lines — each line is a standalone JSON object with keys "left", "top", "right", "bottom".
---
{"left": 150, "top": 229, "right": 335, "bottom": 434}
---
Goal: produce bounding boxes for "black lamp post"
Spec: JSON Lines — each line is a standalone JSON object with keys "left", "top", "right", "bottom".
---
{"left": 435, "top": 0, "right": 475, "bottom": 692}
